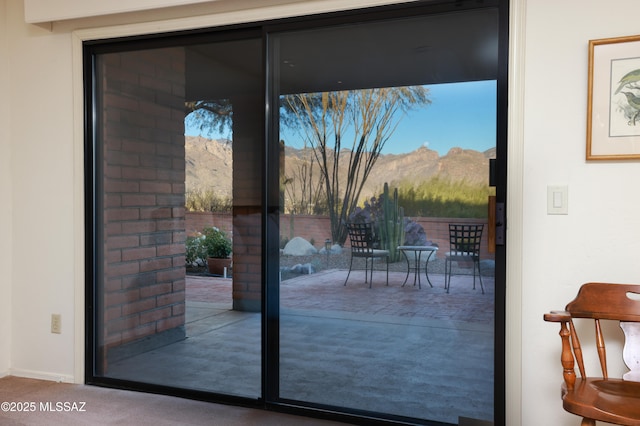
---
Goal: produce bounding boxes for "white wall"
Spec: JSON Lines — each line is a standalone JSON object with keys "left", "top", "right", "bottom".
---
{"left": 522, "top": 0, "right": 640, "bottom": 425}
{"left": 5, "top": 0, "right": 640, "bottom": 424}
{"left": 23, "top": 0, "right": 213, "bottom": 23}
{"left": 0, "top": 0, "right": 12, "bottom": 377}
{"left": 7, "top": 0, "right": 76, "bottom": 381}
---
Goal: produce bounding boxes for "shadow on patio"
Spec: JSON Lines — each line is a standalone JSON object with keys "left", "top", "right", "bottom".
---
{"left": 110, "top": 270, "right": 495, "bottom": 425}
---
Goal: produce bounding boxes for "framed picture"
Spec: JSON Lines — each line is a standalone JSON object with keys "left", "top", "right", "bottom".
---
{"left": 587, "top": 35, "right": 640, "bottom": 160}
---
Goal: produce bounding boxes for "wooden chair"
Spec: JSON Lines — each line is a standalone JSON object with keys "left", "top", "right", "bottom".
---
{"left": 544, "top": 283, "right": 640, "bottom": 426}
{"left": 344, "top": 222, "right": 389, "bottom": 288}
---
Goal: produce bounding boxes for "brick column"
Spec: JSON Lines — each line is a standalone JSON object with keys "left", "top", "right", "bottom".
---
{"left": 98, "top": 47, "right": 187, "bottom": 367}
{"left": 230, "top": 95, "right": 263, "bottom": 312}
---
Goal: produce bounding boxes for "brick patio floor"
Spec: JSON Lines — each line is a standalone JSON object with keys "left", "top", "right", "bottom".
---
{"left": 186, "top": 269, "right": 494, "bottom": 325}
{"left": 109, "top": 269, "right": 496, "bottom": 424}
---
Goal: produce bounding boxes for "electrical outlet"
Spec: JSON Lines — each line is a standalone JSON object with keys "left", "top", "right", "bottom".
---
{"left": 51, "top": 314, "right": 61, "bottom": 334}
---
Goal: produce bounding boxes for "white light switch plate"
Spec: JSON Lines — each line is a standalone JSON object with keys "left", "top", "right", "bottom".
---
{"left": 547, "top": 185, "right": 568, "bottom": 215}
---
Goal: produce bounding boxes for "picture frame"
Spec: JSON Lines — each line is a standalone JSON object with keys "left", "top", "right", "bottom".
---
{"left": 587, "top": 35, "right": 640, "bottom": 160}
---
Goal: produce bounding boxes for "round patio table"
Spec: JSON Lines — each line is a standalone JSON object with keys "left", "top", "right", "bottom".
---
{"left": 398, "top": 245, "right": 439, "bottom": 289}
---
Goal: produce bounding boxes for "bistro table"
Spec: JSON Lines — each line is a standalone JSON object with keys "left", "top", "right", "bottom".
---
{"left": 397, "top": 245, "right": 439, "bottom": 289}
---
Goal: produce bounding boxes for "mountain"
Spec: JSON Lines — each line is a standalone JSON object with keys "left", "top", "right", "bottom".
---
{"left": 185, "top": 136, "right": 233, "bottom": 197}
{"left": 185, "top": 136, "right": 494, "bottom": 199}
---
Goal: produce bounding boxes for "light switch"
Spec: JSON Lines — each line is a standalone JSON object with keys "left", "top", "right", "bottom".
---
{"left": 547, "top": 185, "right": 568, "bottom": 215}
{"left": 553, "top": 191, "right": 563, "bottom": 208}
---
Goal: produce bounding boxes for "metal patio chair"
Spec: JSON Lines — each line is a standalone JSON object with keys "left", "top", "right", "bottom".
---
{"left": 444, "top": 223, "right": 484, "bottom": 294}
{"left": 344, "top": 222, "right": 389, "bottom": 288}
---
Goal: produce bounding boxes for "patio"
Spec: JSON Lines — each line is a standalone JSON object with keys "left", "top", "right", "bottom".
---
{"left": 109, "top": 269, "right": 495, "bottom": 425}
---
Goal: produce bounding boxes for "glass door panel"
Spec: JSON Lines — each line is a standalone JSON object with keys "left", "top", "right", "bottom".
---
{"left": 273, "top": 10, "right": 498, "bottom": 424}
{"left": 92, "top": 37, "right": 263, "bottom": 398}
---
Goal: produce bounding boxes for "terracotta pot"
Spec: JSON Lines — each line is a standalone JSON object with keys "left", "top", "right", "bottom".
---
{"left": 206, "top": 257, "right": 232, "bottom": 276}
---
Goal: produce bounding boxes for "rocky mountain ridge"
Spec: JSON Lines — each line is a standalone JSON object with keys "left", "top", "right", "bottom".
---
{"left": 185, "top": 136, "right": 494, "bottom": 199}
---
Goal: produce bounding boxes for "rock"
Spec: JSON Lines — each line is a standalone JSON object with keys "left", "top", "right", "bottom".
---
{"left": 283, "top": 237, "right": 318, "bottom": 256}
{"left": 289, "top": 263, "right": 316, "bottom": 274}
{"left": 319, "top": 244, "right": 343, "bottom": 255}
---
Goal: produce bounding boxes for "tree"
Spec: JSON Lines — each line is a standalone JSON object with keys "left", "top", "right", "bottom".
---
{"left": 281, "top": 147, "right": 327, "bottom": 215}
{"left": 281, "top": 86, "right": 431, "bottom": 245}
{"left": 185, "top": 100, "right": 233, "bottom": 138}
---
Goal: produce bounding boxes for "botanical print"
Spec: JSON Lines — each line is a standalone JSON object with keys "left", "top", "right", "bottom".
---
{"left": 610, "top": 57, "right": 640, "bottom": 137}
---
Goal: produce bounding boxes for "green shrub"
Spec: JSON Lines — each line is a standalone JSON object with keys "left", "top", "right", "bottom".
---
{"left": 201, "top": 226, "right": 232, "bottom": 258}
{"left": 394, "top": 177, "right": 493, "bottom": 218}
{"left": 186, "top": 234, "right": 207, "bottom": 265}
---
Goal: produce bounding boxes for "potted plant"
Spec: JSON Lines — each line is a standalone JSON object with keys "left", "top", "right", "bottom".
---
{"left": 201, "top": 226, "right": 232, "bottom": 276}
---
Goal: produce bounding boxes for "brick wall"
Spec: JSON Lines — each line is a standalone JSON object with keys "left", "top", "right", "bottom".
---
{"left": 187, "top": 212, "right": 233, "bottom": 236}
{"left": 99, "top": 47, "right": 187, "bottom": 367}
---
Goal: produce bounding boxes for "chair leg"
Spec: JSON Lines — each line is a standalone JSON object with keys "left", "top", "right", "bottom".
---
{"left": 385, "top": 256, "right": 389, "bottom": 286}
{"left": 344, "top": 256, "right": 355, "bottom": 286}
{"left": 472, "top": 263, "right": 476, "bottom": 290}
{"left": 445, "top": 258, "right": 450, "bottom": 293}
{"left": 365, "top": 258, "right": 371, "bottom": 286}
{"left": 475, "top": 260, "right": 485, "bottom": 294}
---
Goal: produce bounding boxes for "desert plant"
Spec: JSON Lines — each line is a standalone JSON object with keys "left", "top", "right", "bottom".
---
{"left": 185, "top": 188, "right": 232, "bottom": 213}
{"left": 201, "top": 226, "right": 232, "bottom": 258}
{"left": 395, "top": 177, "right": 492, "bottom": 218}
{"left": 347, "top": 183, "right": 431, "bottom": 259}
{"left": 377, "top": 182, "right": 405, "bottom": 262}
{"left": 403, "top": 219, "right": 431, "bottom": 246}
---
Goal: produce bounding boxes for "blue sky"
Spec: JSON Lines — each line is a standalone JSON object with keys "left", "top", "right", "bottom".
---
{"left": 185, "top": 80, "right": 497, "bottom": 157}
{"left": 383, "top": 80, "right": 497, "bottom": 156}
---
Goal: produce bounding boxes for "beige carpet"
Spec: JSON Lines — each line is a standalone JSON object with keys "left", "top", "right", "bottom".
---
{"left": 0, "top": 376, "right": 346, "bottom": 426}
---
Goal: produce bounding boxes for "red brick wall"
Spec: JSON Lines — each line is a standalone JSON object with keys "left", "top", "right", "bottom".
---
{"left": 100, "top": 47, "right": 187, "bottom": 366}
{"left": 186, "top": 212, "right": 233, "bottom": 236}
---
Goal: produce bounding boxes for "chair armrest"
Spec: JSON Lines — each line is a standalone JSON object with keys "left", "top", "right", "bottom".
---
{"left": 544, "top": 310, "right": 577, "bottom": 390}
{"left": 544, "top": 310, "right": 571, "bottom": 322}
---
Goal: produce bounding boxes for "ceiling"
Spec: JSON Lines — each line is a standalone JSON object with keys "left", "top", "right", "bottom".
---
{"left": 185, "top": 6, "right": 498, "bottom": 99}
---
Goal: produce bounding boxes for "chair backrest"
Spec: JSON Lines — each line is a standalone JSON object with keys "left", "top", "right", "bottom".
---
{"left": 564, "top": 283, "right": 640, "bottom": 379}
{"left": 346, "top": 222, "right": 376, "bottom": 255}
{"left": 448, "top": 224, "right": 483, "bottom": 257}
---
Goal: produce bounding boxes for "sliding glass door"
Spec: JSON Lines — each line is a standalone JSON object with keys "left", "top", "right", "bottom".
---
{"left": 88, "top": 35, "right": 264, "bottom": 398}
{"left": 86, "top": 2, "right": 507, "bottom": 424}
{"left": 272, "top": 9, "right": 499, "bottom": 424}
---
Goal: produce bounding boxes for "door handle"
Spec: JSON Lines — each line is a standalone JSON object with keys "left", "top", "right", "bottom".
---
{"left": 495, "top": 202, "right": 505, "bottom": 245}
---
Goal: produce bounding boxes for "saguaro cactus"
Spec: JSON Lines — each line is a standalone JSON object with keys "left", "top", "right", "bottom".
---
{"left": 377, "top": 182, "right": 405, "bottom": 262}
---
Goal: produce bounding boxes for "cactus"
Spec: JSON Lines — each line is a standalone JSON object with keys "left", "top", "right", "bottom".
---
{"left": 377, "top": 182, "right": 405, "bottom": 262}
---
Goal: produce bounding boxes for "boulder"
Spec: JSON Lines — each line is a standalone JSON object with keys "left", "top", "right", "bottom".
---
{"left": 282, "top": 237, "right": 318, "bottom": 256}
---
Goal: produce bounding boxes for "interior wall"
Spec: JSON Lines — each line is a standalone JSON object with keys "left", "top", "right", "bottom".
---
{"left": 7, "top": 0, "right": 76, "bottom": 382}
{"left": 522, "top": 0, "right": 640, "bottom": 425}
{"left": 23, "top": 0, "right": 212, "bottom": 23}
{"left": 0, "top": 0, "right": 12, "bottom": 377}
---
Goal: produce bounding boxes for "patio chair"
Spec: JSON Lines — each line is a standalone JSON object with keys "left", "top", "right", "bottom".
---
{"left": 344, "top": 222, "right": 389, "bottom": 288}
{"left": 444, "top": 223, "right": 484, "bottom": 294}
{"left": 544, "top": 283, "right": 640, "bottom": 426}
